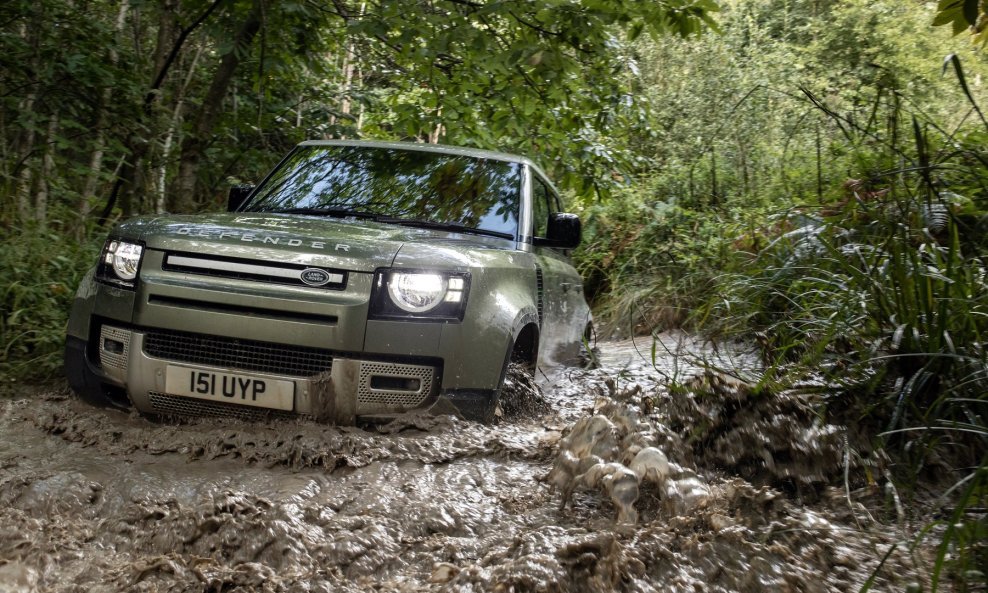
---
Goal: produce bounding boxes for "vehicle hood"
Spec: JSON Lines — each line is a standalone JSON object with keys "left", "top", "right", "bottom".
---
{"left": 115, "top": 213, "right": 512, "bottom": 273}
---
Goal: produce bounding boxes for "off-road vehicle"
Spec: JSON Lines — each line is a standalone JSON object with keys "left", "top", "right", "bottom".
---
{"left": 65, "top": 140, "right": 591, "bottom": 422}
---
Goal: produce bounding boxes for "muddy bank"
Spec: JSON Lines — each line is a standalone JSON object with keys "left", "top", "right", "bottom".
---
{"left": 0, "top": 335, "right": 929, "bottom": 592}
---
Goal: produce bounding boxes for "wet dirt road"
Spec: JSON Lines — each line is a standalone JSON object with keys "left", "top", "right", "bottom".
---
{"left": 0, "top": 335, "right": 927, "bottom": 592}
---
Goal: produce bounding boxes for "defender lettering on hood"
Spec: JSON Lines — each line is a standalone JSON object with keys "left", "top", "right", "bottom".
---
{"left": 175, "top": 227, "right": 350, "bottom": 251}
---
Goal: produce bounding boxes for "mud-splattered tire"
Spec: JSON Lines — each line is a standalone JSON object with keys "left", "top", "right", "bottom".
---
{"left": 494, "top": 359, "right": 549, "bottom": 421}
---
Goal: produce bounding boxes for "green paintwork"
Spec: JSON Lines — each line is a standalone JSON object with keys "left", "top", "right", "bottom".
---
{"left": 65, "top": 141, "right": 590, "bottom": 421}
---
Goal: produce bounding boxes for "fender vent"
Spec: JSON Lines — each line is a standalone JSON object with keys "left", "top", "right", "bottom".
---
{"left": 535, "top": 266, "right": 544, "bottom": 327}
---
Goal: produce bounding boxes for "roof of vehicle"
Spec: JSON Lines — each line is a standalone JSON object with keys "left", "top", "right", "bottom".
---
{"left": 298, "top": 139, "right": 556, "bottom": 191}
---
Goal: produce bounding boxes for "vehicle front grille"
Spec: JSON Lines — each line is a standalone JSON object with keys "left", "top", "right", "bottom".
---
{"left": 148, "top": 391, "right": 300, "bottom": 421}
{"left": 143, "top": 329, "right": 333, "bottom": 377}
{"left": 162, "top": 252, "right": 347, "bottom": 290}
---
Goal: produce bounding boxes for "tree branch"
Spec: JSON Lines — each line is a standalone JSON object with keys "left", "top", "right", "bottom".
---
{"left": 144, "top": 0, "right": 225, "bottom": 112}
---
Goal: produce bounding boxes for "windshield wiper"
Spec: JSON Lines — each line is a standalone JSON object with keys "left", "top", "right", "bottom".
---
{"left": 375, "top": 216, "right": 513, "bottom": 239}
{"left": 264, "top": 207, "right": 380, "bottom": 219}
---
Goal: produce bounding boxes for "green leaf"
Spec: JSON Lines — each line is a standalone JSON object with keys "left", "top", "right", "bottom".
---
{"left": 963, "top": 0, "right": 980, "bottom": 25}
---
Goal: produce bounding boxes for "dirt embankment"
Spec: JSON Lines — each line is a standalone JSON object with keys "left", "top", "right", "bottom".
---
{"left": 0, "top": 337, "right": 928, "bottom": 592}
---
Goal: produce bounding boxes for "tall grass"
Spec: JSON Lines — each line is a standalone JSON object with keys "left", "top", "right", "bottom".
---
{"left": 699, "top": 62, "right": 987, "bottom": 591}
{"left": 0, "top": 226, "right": 101, "bottom": 384}
{"left": 578, "top": 58, "right": 987, "bottom": 591}
{"left": 575, "top": 192, "right": 764, "bottom": 337}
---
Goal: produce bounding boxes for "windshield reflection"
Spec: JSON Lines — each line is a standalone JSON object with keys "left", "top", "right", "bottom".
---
{"left": 244, "top": 146, "right": 521, "bottom": 238}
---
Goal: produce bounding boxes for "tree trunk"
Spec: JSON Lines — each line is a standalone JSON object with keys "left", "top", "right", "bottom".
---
{"left": 152, "top": 0, "right": 180, "bottom": 87}
{"left": 35, "top": 116, "right": 59, "bottom": 228}
{"left": 429, "top": 106, "right": 443, "bottom": 144}
{"left": 101, "top": 0, "right": 223, "bottom": 224}
{"left": 80, "top": 2, "right": 130, "bottom": 236}
{"left": 15, "top": 93, "right": 36, "bottom": 226}
{"left": 173, "top": 3, "right": 262, "bottom": 212}
{"left": 337, "top": 2, "right": 365, "bottom": 138}
{"left": 14, "top": 19, "right": 39, "bottom": 227}
{"left": 340, "top": 38, "right": 356, "bottom": 120}
{"left": 736, "top": 131, "right": 749, "bottom": 198}
{"left": 157, "top": 44, "right": 205, "bottom": 213}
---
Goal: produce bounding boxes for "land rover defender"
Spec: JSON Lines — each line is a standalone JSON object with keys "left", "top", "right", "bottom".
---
{"left": 64, "top": 140, "right": 591, "bottom": 422}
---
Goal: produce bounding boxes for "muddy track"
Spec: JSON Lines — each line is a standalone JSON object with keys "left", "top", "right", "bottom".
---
{"left": 0, "top": 336, "right": 927, "bottom": 592}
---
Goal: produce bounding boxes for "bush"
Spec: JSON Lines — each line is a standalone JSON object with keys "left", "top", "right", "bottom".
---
{"left": 574, "top": 186, "right": 766, "bottom": 337}
{"left": 0, "top": 228, "right": 101, "bottom": 383}
{"left": 697, "top": 69, "right": 988, "bottom": 590}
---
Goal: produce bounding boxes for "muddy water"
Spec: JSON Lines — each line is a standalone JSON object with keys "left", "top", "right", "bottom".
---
{"left": 0, "top": 334, "right": 926, "bottom": 592}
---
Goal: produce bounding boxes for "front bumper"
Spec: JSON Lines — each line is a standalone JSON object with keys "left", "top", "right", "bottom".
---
{"left": 93, "top": 323, "right": 442, "bottom": 422}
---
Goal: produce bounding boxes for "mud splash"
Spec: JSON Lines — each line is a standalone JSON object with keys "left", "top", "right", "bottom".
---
{"left": 0, "top": 336, "right": 928, "bottom": 592}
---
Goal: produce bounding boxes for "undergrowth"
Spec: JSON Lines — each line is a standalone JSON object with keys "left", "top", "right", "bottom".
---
{"left": 0, "top": 225, "right": 101, "bottom": 384}
{"left": 576, "top": 194, "right": 767, "bottom": 337}
{"left": 578, "top": 58, "right": 988, "bottom": 591}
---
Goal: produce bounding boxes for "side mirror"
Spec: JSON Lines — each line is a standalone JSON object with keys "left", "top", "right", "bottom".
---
{"left": 228, "top": 184, "right": 255, "bottom": 212}
{"left": 545, "top": 212, "right": 581, "bottom": 249}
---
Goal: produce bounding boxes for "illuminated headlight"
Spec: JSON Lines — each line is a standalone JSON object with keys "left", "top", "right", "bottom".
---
{"left": 97, "top": 239, "right": 145, "bottom": 288}
{"left": 371, "top": 270, "right": 470, "bottom": 320}
{"left": 388, "top": 272, "right": 446, "bottom": 313}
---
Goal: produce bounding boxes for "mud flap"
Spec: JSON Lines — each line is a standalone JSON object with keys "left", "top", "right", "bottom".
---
{"left": 420, "top": 396, "right": 465, "bottom": 419}
{"left": 441, "top": 390, "right": 497, "bottom": 422}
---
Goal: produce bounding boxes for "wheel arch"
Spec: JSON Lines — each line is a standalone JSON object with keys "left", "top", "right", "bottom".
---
{"left": 511, "top": 320, "right": 540, "bottom": 367}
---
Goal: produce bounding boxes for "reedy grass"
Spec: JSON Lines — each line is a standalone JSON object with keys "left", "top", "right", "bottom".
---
{"left": 704, "top": 71, "right": 987, "bottom": 590}
{"left": 579, "top": 58, "right": 988, "bottom": 591}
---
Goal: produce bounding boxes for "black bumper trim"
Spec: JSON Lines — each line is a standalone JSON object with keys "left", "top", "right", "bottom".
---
{"left": 64, "top": 335, "right": 131, "bottom": 408}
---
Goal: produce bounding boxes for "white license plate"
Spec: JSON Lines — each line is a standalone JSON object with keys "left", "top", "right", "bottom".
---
{"left": 165, "top": 365, "right": 295, "bottom": 411}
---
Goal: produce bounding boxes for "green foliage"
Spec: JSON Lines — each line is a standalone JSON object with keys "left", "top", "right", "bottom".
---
{"left": 934, "top": 0, "right": 988, "bottom": 45}
{"left": 695, "top": 60, "right": 988, "bottom": 591}
{"left": 350, "top": 0, "right": 717, "bottom": 199}
{"left": 929, "top": 459, "right": 988, "bottom": 592}
{"left": 0, "top": 0, "right": 719, "bottom": 229}
{"left": 575, "top": 185, "right": 764, "bottom": 334}
{"left": 0, "top": 0, "right": 718, "bottom": 382}
{"left": 0, "top": 229, "right": 101, "bottom": 382}
{"left": 571, "top": 4, "right": 988, "bottom": 584}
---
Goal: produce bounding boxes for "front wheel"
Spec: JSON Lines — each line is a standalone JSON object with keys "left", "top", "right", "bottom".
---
{"left": 494, "top": 358, "right": 549, "bottom": 421}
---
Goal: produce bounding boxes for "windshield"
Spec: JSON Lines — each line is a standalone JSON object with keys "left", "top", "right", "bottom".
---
{"left": 243, "top": 145, "right": 522, "bottom": 238}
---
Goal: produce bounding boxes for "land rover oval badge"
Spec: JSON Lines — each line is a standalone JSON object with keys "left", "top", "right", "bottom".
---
{"left": 300, "top": 268, "right": 331, "bottom": 286}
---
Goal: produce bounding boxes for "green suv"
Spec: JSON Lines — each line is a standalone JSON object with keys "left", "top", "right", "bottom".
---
{"left": 64, "top": 140, "right": 591, "bottom": 422}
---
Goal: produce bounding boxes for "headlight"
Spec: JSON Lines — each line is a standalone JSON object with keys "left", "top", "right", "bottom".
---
{"left": 97, "top": 239, "right": 145, "bottom": 288}
{"left": 370, "top": 270, "right": 469, "bottom": 320}
{"left": 388, "top": 272, "right": 446, "bottom": 313}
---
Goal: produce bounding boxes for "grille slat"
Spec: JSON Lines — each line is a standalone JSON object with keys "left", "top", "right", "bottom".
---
{"left": 149, "top": 392, "right": 299, "bottom": 420}
{"left": 144, "top": 329, "right": 332, "bottom": 377}
{"left": 162, "top": 252, "right": 347, "bottom": 290}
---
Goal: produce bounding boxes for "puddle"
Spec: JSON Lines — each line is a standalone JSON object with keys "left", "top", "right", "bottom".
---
{"left": 0, "top": 335, "right": 927, "bottom": 592}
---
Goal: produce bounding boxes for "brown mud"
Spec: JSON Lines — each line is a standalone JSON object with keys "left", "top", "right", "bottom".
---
{"left": 0, "top": 334, "right": 929, "bottom": 592}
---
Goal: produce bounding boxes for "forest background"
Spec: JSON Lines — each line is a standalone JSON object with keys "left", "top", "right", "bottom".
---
{"left": 1, "top": 0, "right": 986, "bottom": 588}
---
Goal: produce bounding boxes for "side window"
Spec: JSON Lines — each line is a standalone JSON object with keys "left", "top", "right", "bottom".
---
{"left": 532, "top": 177, "right": 551, "bottom": 239}
{"left": 551, "top": 191, "right": 562, "bottom": 213}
